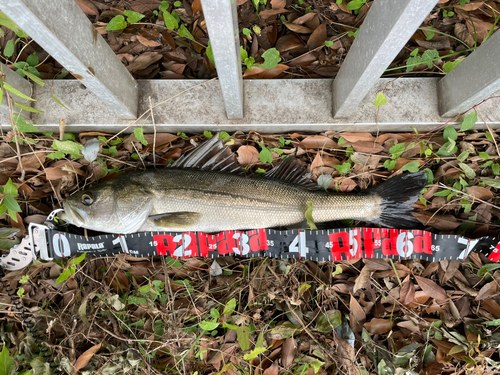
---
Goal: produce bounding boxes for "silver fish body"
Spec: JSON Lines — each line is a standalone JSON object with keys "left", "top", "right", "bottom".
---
{"left": 60, "top": 136, "right": 426, "bottom": 234}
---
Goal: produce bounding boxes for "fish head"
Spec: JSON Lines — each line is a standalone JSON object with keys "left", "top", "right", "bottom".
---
{"left": 60, "top": 180, "right": 153, "bottom": 234}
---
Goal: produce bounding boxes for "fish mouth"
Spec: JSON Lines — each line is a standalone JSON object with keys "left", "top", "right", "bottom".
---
{"left": 60, "top": 205, "right": 88, "bottom": 227}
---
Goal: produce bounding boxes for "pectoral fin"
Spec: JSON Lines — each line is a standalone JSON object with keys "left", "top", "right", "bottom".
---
{"left": 148, "top": 212, "right": 202, "bottom": 228}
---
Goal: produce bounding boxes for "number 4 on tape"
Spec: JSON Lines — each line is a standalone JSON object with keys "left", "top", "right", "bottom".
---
{"left": 289, "top": 231, "right": 309, "bottom": 258}
{"left": 112, "top": 235, "right": 129, "bottom": 254}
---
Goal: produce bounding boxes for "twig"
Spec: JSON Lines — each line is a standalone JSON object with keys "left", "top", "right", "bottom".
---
{"left": 149, "top": 96, "right": 156, "bottom": 168}
{"left": 5, "top": 92, "right": 25, "bottom": 181}
{"left": 477, "top": 107, "right": 500, "bottom": 158}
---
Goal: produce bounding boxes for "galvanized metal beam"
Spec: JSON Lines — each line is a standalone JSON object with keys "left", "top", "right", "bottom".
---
{"left": 0, "top": 62, "right": 33, "bottom": 118}
{"left": 0, "top": 0, "right": 138, "bottom": 119}
{"left": 1, "top": 78, "right": 499, "bottom": 133}
{"left": 200, "top": 0, "right": 244, "bottom": 119}
{"left": 438, "top": 30, "right": 500, "bottom": 117}
{"left": 333, "top": 0, "right": 439, "bottom": 118}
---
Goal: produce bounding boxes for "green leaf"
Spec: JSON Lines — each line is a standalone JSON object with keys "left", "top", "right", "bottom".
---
{"left": 482, "top": 177, "right": 500, "bottom": 189}
{"left": 178, "top": 24, "right": 195, "bottom": 40}
{"left": 0, "top": 345, "right": 15, "bottom": 375}
{"left": 210, "top": 308, "right": 220, "bottom": 319}
{"left": 56, "top": 268, "right": 71, "bottom": 284}
{"left": 434, "top": 189, "right": 452, "bottom": 197}
{"left": 50, "top": 94, "right": 68, "bottom": 109}
{"left": 373, "top": 92, "right": 387, "bottom": 108}
{"left": 305, "top": 201, "right": 317, "bottom": 230}
{"left": 346, "top": 0, "right": 366, "bottom": 11}
{"left": 334, "top": 162, "right": 351, "bottom": 174}
{"left": 426, "top": 26, "right": 435, "bottom": 40}
{"left": 105, "top": 15, "right": 127, "bottom": 31}
{"left": 255, "top": 48, "right": 281, "bottom": 70}
{"left": 245, "top": 57, "right": 255, "bottom": 70}
{"left": 460, "top": 112, "right": 477, "bottom": 132}
{"left": 46, "top": 151, "right": 65, "bottom": 160}
{"left": 223, "top": 298, "right": 237, "bottom": 314}
{"left": 315, "top": 310, "right": 341, "bottom": 332}
{"left": 14, "top": 102, "right": 43, "bottom": 113}
{"left": 240, "top": 46, "right": 248, "bottom": 61}
{"left": 236, "top": 326, "right": 250, "bottom": 351}
{"left": 479, "top": 152, "right": 490, "bottom": 159}
{"left": 199, "top": 321, "right": 219, "bottom": 331}
{"left": 26, "top": 53, "right": 39, "bottom": 67}
{"left": 310, "top": 359, "right": 325, "bottom": 374}
{"left": 443, "top": 58, "right": 464, "bottom": 74}
{"left": 3, "top": 39, "right": 14, "bottom": 57}
{"left": 163, "top": 11, "right": 179, "bottom": 30}
{"left": 421, "top": 49, "right": 439, "bottom": 68}
{"left": 483, "top": 319, "right": 500, "bottom": 326}
{"left": 477, "top": 263, "right": 500, "bottom": 276}
{"left": 458, "top": 162, "right": 476, "bottom": 179}
{"left": 4, "top": 178, "right": 17, "bottom": 196}
{"left": 128, "top": 295, "right": 148, "bottom": 305}
{"left": 23, "top": 69, "right": 45, "bottom": 86}
{"left": 255, "top": 168, "right": 266, "bottom": 174}
{"left": 3, "top": 196, "right": 20, "bottom": 212}
{"left": 219, "top": 131, "right": 230, "bottom": 141}
{"left": 124, "top": 10, "right": 145, "bottom": 24}
{"left": 52, "top": 139, "right": 84, "bottom": 155}
{"left": 243, "top": 28, "right": 251, "bottom": 36}
{"left": 3, "top": 82, "right": 35, "bottom": 101}
{"left": 72, "top": 252, "right": 87, "bottom": 265}
{"left": 258, "top": 143, "right": 273, "bottom": 163}
{"left": 13, "top": 115, "right": 40, "bottom": 132}
{"left": 332, "top": 265, "right": 343, "bottom": 277}
{"left": 400, "top": 161, "right": 420, "bottom": 173}
{"left": 206, "top": 41, "right": 215, "bottom": 67}
{"left": 443, "top": 126, "right": 458, "bottom": 141}
{"left": 384, "top": 159, "right": 397, "bottom": 171}
{"left": 324, "top": 40, "right": 334, "bottom": 47}
{"left": 134, "top": 127, "right": 148, "bottom": 146}
{"left": 389, "top": 143, "right": 406, "bottom": 158}
{"left": 243, "top": 346, "right": 267, "bottom": 361}
{"left": 174, "top": 1, "right": 182, "bottom": 6}
{"left": 159, "top": 1, "right": 169, "bottom": 12}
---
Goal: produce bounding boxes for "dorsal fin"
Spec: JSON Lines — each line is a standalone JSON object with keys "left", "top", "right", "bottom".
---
{"left": 264, "top": 157, "right": 318, "bottom": 189}
{"left": 170, "top": 134, "right": 241, "bottom": 173}
{"left": 170, "top": 136, "right": 317, "bottom": 188}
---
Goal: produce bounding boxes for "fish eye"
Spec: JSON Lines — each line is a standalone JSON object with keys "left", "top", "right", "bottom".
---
{"left": 81, "top": 193, "right": 94, "bottom": 206}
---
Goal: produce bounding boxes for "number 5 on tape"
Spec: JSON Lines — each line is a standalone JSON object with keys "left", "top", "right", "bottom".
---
{"left": 112, "top": 235, "right": 129, "bottom": 254}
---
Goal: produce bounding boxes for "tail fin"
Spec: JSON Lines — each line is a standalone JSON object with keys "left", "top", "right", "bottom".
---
{"left": 368, "top": 172, "right": 428, "bottom": 229}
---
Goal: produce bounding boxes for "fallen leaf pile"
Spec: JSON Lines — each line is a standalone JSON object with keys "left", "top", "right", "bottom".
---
{"left": 1, "top": 125, "right": 500, "bottom": 374}
{"left": 1, "top": 0, "right": 499, "bottom": 79}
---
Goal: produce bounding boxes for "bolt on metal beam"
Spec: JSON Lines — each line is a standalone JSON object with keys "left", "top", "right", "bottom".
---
{"left": 0, "top": 0, "right": 138, "bottom": 119}
{"left": 333, "top": 0, "right": 438, "bottom": 118}
{"left": 438, "top": 30, "right": 500, "bottom": 117}
{"left": 200, "top": 0, "right": 244, "bottom": 119}
{"left": 0, "top": 62, "right": 33, "bottom": 118}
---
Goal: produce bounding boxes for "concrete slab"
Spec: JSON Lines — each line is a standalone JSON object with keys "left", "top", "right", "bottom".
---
{"left": 1, "top": 78, "right": 498, "bottom": 133}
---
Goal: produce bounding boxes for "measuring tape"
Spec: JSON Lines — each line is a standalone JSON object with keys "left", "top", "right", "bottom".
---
{"left": 16, "top": 224, "right": 499, "bottom": 265}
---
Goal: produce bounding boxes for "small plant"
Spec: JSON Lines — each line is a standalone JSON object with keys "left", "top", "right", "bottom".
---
{"left": 0, "top": 178, "right": 22, "bottom": 222}
{"left": 105, "top": 10, "right": 145, "bottom": 31}
{"left": 56, "top": 253, "right": 87, "bottom": 284}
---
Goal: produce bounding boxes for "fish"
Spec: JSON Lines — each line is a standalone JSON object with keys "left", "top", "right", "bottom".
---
{"left": 59, "top": 135, "right": 427, "bottom": 234}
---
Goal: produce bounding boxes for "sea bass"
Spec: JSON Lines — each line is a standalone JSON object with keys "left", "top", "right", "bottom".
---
{"left": 60, "top": 135, "right": 427, "bottom": 234}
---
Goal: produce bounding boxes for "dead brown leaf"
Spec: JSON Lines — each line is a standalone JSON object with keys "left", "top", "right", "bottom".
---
{"left": 300, "top": 136, "right": 338, "bottom": 149}
{"left": 73, "top": 342, "right": 102, "bottom": 374}
{"left": 281, "top": 338, "right": 296, "bottom": 368}
{"left": 192, "top": 0, "right": 202, "bottom": 14}
{"left": 243, "top": 64, "right": 289, "bottom": 79}
{"left": 351, "top": 141, "right": 385, "bottom": 154}
{"left": 364, "top": 318, "right": 392, "bottom": 334}
{"left": 283, "top": 22, "right": 313, "bottom": 34}
{"left": 475, "top": 281, "right": 499, "bottom": 301}
{"left": 349, "top": 293, "right": 366, "bottom": 332}
{"left": 131, "top": 0, "right": 162, "bottom": 13}
{"left": 353, "top": 267, "right": 371, "bottom": 294}
{"left": 126, "top": 52, "right": 163, "bottom": 72}
{"left": 237, "top": 145, "right": 260, "bottom": 165}
{"left": 341, "top": 132, "right": 375, "bottom": 143}
{"left": 293, "top": 13, "right": 317, "bottom": 25}
{"left": 307, "top": 23, "right": 327, "bottom": 50}
{"left": 75, "top": 0, "right": 99, "bottom": 16}
{"left": 400, "top": 275, "right": 415, "bottom": 305}
{"left": 260, "top": 8, "right": 291, "bottom": 20}
{"left": 466, "top": 186, "right": 493, "bottom": 201}
{"left": 415, "top": 275, "right": 448, "bottom": 302}
{"left": 276, "top": 34, "right": 305, "bottom": 52}
{"left": 413, "top": 212, "right": 461, "bottom": 231}
{"left": 136, "top": 35, "right": 161, "bottom": 48}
